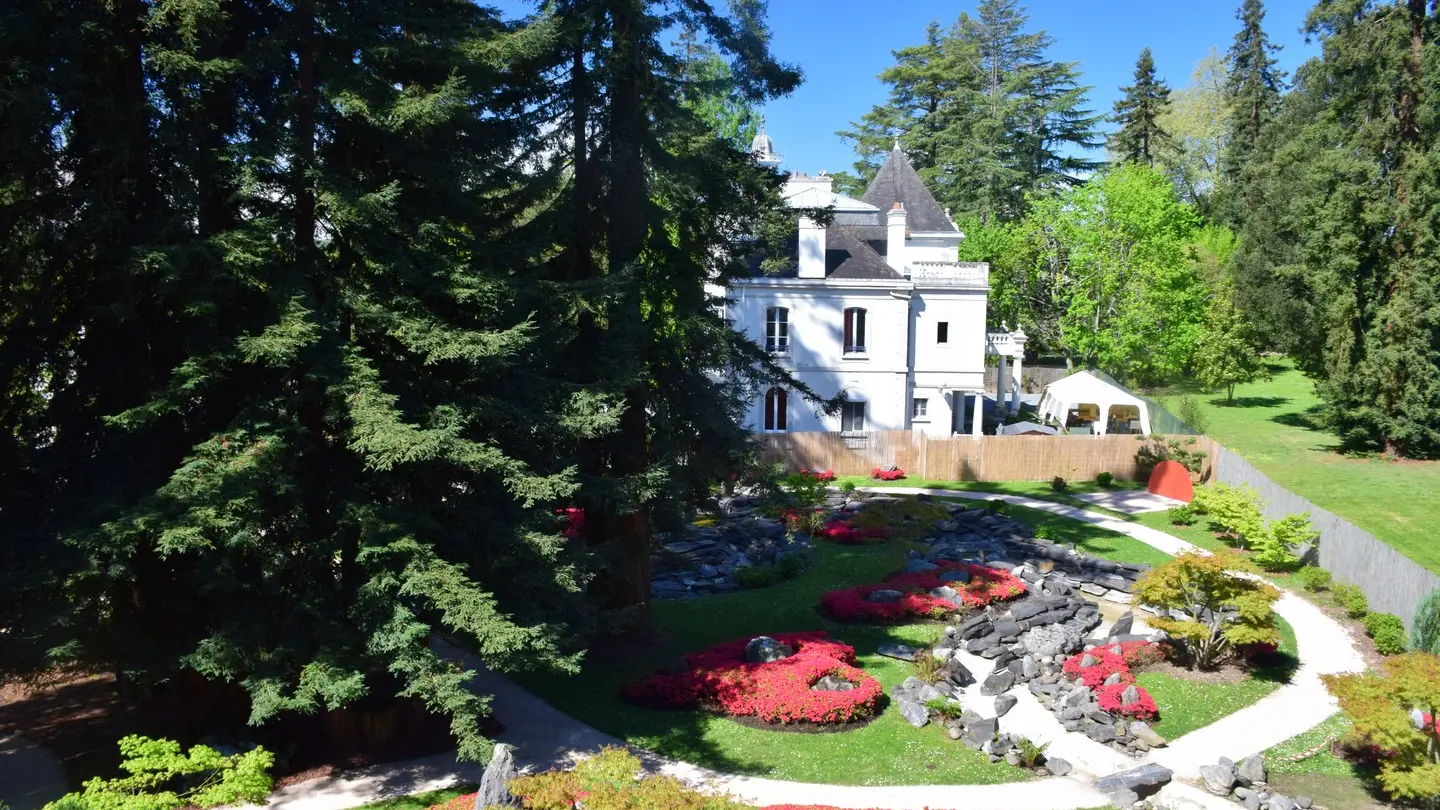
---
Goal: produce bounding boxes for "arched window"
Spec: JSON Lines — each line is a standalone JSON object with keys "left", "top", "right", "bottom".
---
{"left": 766, "top": 306, "right": 789, "bottom": 354}
{"left": 763, "top": 388, "right": 788, "bottom": 432}
{"left": 843, "top": 307, "right": 867, "bottom": 354}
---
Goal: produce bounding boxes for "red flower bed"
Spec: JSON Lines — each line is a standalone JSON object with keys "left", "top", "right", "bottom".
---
{"left": 871, "top": 467, "right": 906, "bottom": 481}
{"left": 800, "top": 468, "right": 837, "bottom": 482}
{"left": 816, "top": 518, "right": 892, "bottom": 544}
{"left": 819, "top": 561, "right": 1026, "bottom": 623}
{"left": 1096, "top": 682, "right": 1159, "bottom": 720}
{"left": 1061, "top": 641, "right": 1164, "bottom": 721}
{"left": 554, "top": 507, "right": 584, "bottom": 539}
{"left": 624, "top": 632, "right": 883, "bottom": 724}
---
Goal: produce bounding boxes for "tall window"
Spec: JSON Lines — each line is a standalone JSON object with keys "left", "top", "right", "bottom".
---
{"left": 841, "top": 400, "right": 866, "bottom": 432}
{"left": 766, "top": 306, "right": 789, "bottom": 354}
{"left": 843, "top": 307, "right": 867, "bottom": 354}
{"left": 936, "top": 321, "right": 949, "bottom": 344}
{"left": 763, "top": 388, "right": 787, "bottom": 432}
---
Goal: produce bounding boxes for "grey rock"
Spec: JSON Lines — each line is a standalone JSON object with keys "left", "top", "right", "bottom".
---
{"left": 1021, "top": 625, "right": 1068, "bottom": 658}
{"left": 1029, "top": 681, "right": 1061, "bottom": 697}
{"left": 1200, "top": 763, "right": 1237, "bottom": 796}
{"left": 941, "top": 569, "right": 973, "bottom": 584}
{"left": 1080, "top": 582, "right": 1108, "bottom": 596}
{"left": 477, "top": 743, "right": 520, "bottom": 807}
{"left": 877, "top": 643, "right": 918, "bottom": 662}
{"left": 930, "top": 585, "right": 961, "bottom": 602}
{"left": 1127, "top": 720, "right": 1167, "bottom": 748}
{"left": 1080, "top": 653, "right": 1098, "bottom": 668}
{"left": 899, "top": 699, "right": 930, "bottom": 728}
{"left": 1004, "top": 750, "right": 1022, "bottom": 766}
{"left": 866, "top": 589, "right": 905, "bottom": 603}
{"left": 1046, "top": 757, "right": 1073, "bottom": 776}
{"left": 811, "top": 674, "right": 856, "bottom": 692}
{"left": 992, "top": 619, "right": 1022, "bottom": 639}
{"left": 1010, "top": 599, "right": 1051, "bottom": 621}
{"left": 1059, "top": 706, "right": 1089, "bottom": 721}
{"left": 947, "top": 725, "right": 963, "bottom": 740}
{"left": 1243, "top": 793, "right": 1261, "bottom": 810}
{"left": 1110, "top": 611, "right": 1135, "bottom": 636}
{"left": 994, "top": 694, "right": 1018, "bottom": 717}
{"left": 1093, "top": 763, "right": 1173, "bottom": 794}
{"left": 943, "top": 658, "right": 975, "bottom": 686}
{"left": 981, "top": 669, "right": 1016, "bottom": 696}
{"left": 1062, "top": 687, "right": 1092, "bottom": 708}
{"left": 745, "top": 636, "right": 793, "bottom": 663}
{"left": 1270, "top": 795, "right": 1297, "bottom": 810}
{"left": 1088, "top": 709, "right": 1116, "bottom": 725}
{"left": 1086, "top": 721, "right": 1117, "bottom": 743}
{"left": 963, "top": 716, "right": 998, "bottom": 748}
{"left": 1234, "top": 787, "right": 1253, "bottom": 800}
{"left": 1296, "top": 797, "right": 1312, "bottom": 809}
{"left": 1103, "top": 671, "right": 1124, "bottom": 687}
{"left": 1022, "top": 655, "right": 1039, "bottom": 680}
{"left": 1119, "top": 684, "right": 1141, "bottom": 706}
{"left": 1236, "top": 754, "right": 1267, "bottom": 786}
{"left": 906, "top": 559, "right": 940, "bottom": 574}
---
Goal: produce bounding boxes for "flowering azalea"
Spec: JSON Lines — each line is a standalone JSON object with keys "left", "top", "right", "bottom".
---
{"left": 819, "top": 561, "right": 1026, "bottom": 623}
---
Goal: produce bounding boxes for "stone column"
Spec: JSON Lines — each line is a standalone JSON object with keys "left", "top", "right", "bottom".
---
{"left": 996, "top": 353, "right": 1009, "bottom": 412}
{"left": 971, "top": 392, "right": 983, "bottom": 440}
{"left": 1010, "top": 353, "right": 1024, "bottom": 413}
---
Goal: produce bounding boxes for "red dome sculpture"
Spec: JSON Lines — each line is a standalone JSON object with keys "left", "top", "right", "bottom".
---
{"left": 1147, "top": 459, "right": 1194, "bottom": 502}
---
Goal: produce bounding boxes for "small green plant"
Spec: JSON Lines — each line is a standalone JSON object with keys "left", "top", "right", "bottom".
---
{"left": 44, "top": 736, "right": 273, "bottom": 810}
{"left": 1014, "top": 736, "right": 1050, "bottom": 768}
{"left": 1135, "top": 436, "right": 1208, "bottom": 477}
{"left": 1295, "top": 565, "right": 1332, "bottom": 592}
{"left": 1333, "top": 582, "right": 1369, "bottom": 619}
{"left": 1095, "top": 471, "right": 1114, "bottom": 487}
{"left": 1177, "top": 394, "right": 1209, "bottom": 434}
{"left": 1050, "top": 476, "right": 1068, "bottom": 492}
{"left": 508, "top": 747, "right": 747, "bottom": 809}
{"left": 733, "top": 565, "right": 780, "bottom": 589}
{"left": 924, "top": 696, "right": 964, "bottom": 721}
{"left": 1411, "top": 590, "right": 1440, "bottom": 654}
{"left": 911, "top": 650, "right": 945, "bottom": 684}
{"left": 776, "top": 550, "right": 809, "bottom": 579}
{"left": 986, "top": 499, "right": 1006, "bottom": 515}
{"left": 1364, "top": 613, "right": 1408, "bottom": 655}
{"left": 781, "top": 471, "right": 827, "bottom": 510}
{"left": 1167, "top": 504, "right": 1197, "bottom": 526}
{"left": 1252, "top": 512, "right": 1318, "bottom": 571}
{"left": 838, "top": 480, "right": 858, "bottom": 496}
{"left": 1033, "top": 524, "right": 1060, "bottom": 541}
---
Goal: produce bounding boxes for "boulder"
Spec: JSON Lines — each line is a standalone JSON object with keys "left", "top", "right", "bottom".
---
{"left": 477, "top": 743, "right": 520, "bottom": 807}
{"left": 1236, "top": 754, "right": 1267, "bottom": 786}
{"left": 1092, "top": 763, "right": 1173, "bottom": 797}
{"left": 930, "top": 585, "right": 961, "bottom": 601}
{"left": 943, "top": 657, "right": 975, "bottom": 686}
{"left": 1105, "top": 788, "right": 1140, "bottom": 808}
{"left": 981, "top": 669, "right": 1016, "bottom": 696}
{"left": 963, "top": 716, "right": 998, "bottom": 748}
{"left": 906, "top": 559, "right": 940, "bottom": 574}
{"left": 1045, "top": 757, "right": 1073, "bottom": 777}
{"left": 1296, "top": 797, "right": 1312, "bottom": 809}
{"left": 1269, "top": 795, "right": 1297, "bottom": 810}
{"left": 1128, "top": 720, "right": 1168, "bottom": 748}
{"left": 866, "top": 589, "right": 905, "bottom": 603}
{"left": 811, "top": 674, "right": 856, "bottom": 692}
{"left": 899, "top": 699, "right": 930, "bottom": 728}
{"left": 1119, "top": 684, "right": 1141, "bottom": 706}
{"left": 994, "top": 694, "right": 1018, "bottom": 717}
{"left": 1110, "top": 611, "right": 1135, "bottom": 636}
{"left": 745, "top": 636, "right": 793, "bottom": 663}
{"left": 877, "top": 643, "right": 917, "bottom": 662}
{"left": 1243, "top": 794, "right": 1261, "bottom": 810}
{"left": 947, "top": 725, "right": 963, "bottom": 740}
{"left": 1020, "top": 625, "right": 1068, "bottom": 658}
{"left": 1200, "top": 763, "right": 1237, "bottom": 796}
{"left": 1086, "top": 721, "right": 1118, "bottom": 743}
{"left": 992, "top": 619, "right": 1022, "bottom": 639}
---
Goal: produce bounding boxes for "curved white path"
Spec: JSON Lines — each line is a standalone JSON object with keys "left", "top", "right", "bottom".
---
{"left": 248, "top": 488, "right": 1363, "bottom": 810}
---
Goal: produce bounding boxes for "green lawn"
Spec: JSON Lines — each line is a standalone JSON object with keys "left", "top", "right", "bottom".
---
{"left": 1148, "top": 360, "right": 1440, "bottom": 574}
{"left": 352, "top": 786, "right": 474, "bottom": 810}
{"left": 1264, "top": 714, "right": 1385, "bottom": 810}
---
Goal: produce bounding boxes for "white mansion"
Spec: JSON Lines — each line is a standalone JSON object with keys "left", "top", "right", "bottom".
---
{"left": 717, "top": 131, "right": 1026, "bottom": 437}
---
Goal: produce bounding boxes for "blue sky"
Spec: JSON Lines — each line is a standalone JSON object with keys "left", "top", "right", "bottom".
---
{"left": 756, "top": 0, "right": 1319, "bottom": 174}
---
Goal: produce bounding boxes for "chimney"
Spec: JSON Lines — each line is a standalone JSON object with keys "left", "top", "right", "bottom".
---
{"left": 886, "top": 202, "right": 907, "bottom": 273}
{"left": 798, "top": 215, "right": 826, "bottom": 279}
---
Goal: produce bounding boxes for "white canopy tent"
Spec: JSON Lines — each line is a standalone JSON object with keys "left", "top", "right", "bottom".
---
{"left": 1037, "top": 370, "right": 1152, "bottom": 435}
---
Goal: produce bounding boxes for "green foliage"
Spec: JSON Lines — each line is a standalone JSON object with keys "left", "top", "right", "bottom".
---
{"left": 1323, "top": 654, "right": 1440, "bottom": 804}
{"left": 507, "top": 747, "right": 745, "bottom": 810}
{"left": 1135, "top": 437, "right": 1207, "bottom": 478}
{"left": 1167, "top": 505, "right": 1198, "bottom": 526}
{"left": 1109, "top": 48, "right": 1172, "bottom": 167}
{"left": 1193, "top": 283, "right": 1271, "bottom": 403}
{"left": 986, "top": 499, "right": 1007, "bottom": 516}
{"left": 732, "top": 551, "right": 808, "bottom": 590}
{"left": 1014, "top": 736, "right": 1050, "bottom": 768}
{"left": 1133, "top": 551, "right": 1280, "bottom": 669}
{"left": 1176, "top": 395, "right": 1209, "bottom": 435}
{"left": 838, "top": 481, "right": 858, "bottom": 496}
{"left": 1050, "top": 476, "right": 1068, "bottom": 492}
{"left": 43, "top": 736, "right": 273, "bottom": 810}
{"left": 912, "top": 651, "right": 945, "bottom": 685}
{"left": 1411, "top": 591, "right": 1440, "bottom": 655}
{"left": 1156, "top": 51, "right": 1229, "bottom": 216}
{"left": 1333, "top": 583, "right": 1369, "bottom": 620}
{"left": 1033, "top": 524, "right": 1059, "bottom": 541}
{"left": 1295, "top": 566, "right": 1333, "bottom": 592}
{"left": 781, "top": 472, "right": 828, "bottom": 510}
{"left": 924, "top": 696, "right": 964, "bottom": 721}
{"left": 1252, "top": 513, "right": 1317, "bottom": 571}
{"left": 1095, "top": 472, "right": 1114, "bottom": 488}
{"left": 1193, "top": 484, "right": 1265, "bottom": 547}
{"left": 850, "top": 497, "right": 952, "bottom": 544}
{"left": 1364, "top": 613, "right": 1408, "bottom": 656}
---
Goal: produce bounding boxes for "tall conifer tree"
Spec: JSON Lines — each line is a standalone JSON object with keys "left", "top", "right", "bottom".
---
{"left": 1109, "top": 48, "right": 1173, "bottom": 166}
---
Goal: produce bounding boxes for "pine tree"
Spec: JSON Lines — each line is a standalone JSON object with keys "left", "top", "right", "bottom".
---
{"left": 1223, "top": 0, "right": 1286, "bottom": 200}
{"left": 1109, "top": 48, "right": 1173, "bottom": 166}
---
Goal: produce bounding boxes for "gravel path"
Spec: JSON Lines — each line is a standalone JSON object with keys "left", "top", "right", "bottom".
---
{"left": 242, "top": 486, "right": 1363, "bottom": 810}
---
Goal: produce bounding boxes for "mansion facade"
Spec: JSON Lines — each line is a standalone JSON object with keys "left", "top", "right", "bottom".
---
{"left": 718, "top": 131, "right": 1025, "bottom": 437}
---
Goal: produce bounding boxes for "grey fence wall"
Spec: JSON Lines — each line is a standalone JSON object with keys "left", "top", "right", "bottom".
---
{"left": 1209, "top": 444, "right": 1440, "bottom": 629}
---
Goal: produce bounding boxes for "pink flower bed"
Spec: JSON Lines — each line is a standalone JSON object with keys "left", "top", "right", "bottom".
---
{"left": 800, "top": 468, "right": 837, "bottom": 482}
{"left": 871, "top": 467, "right": 906, "bottom": 481}
{"left": 554, "top": 507, "right": 584, "bottom": 539}
{"left": 1061, "top": 641, "right": 1164, "bottom": 721}
{"left": 624, "top": 632, "right": 883, "bottom": 725}
{"left": 819, "top": 561, "right": 1027, "bottom": 623}
{"left": 816, "top": 518, "right": 892, "bottom": 544}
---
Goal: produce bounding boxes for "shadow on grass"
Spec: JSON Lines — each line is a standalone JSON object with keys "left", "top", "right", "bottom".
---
{"left": 1210, "top": 395, "right": 1292, "bottom": 409}
{"left": 1271, "top": 404, "right": 1328, "bottom": 434}
{"left": 1251, "top": 648, "right": 1301, "bottom": 685}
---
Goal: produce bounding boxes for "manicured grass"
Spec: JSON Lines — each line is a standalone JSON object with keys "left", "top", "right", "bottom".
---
{"left": 1264, "top": 714, "right": 1385, "bottom": 810}
{"left": 1148, "top": 360, "right": 1440, "bottom": 574}
{"left": 523, "top": 539, "right": 1028, "bottom": 785}
{"left": 352, "top": 786, "right": 474, "bottom": 810}
{"left": 1136, "top": 616, "right": 1298, "bottom": 740}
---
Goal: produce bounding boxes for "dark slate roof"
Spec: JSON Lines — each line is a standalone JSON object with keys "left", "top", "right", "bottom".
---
{"left": 861, "top": 146, "right": 957, "bottom": 233}
{"left": 744, "top": 227, "right": 902, "bottom": 280}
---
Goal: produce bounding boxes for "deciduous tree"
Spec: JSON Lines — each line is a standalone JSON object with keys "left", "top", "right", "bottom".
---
{"left": 1133, "top": 551, "right": 1280, "bottom": 669}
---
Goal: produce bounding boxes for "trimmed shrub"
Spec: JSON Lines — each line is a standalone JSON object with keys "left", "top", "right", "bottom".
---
{"left": 1252, "top": 513, "right": 1317, "bottom": 571}
{"left": 1050, "top": 475, "right": 1068, "bottom": 492}
{"left": 1295, "top": 566, "right": 1332, "bottom": 592}
{"left": 1410, "top": 590, "right": 1440, "bottom": 655}
{"left": 1095, "top": 471, "right": 1114, "bottom": 487}
{"left": 986, "top": 499, "right": 1006, "bottom": 515}
{"left": 838, "top": 480, "right": 858, "bottom": 496}
{"left": 1167, "top": 504, "right": 1197, "bottom": 526}
{"left": 1195, "top": 484, "right": 1266, "bottom": 547}
{"left": 1333, "top": 582, "right": 1369, "bottom": 619}
{"left": 507, "top": 747, "right": 746, "bottom": 809}
{"left": 1364, "top": 613, "right": 1408, "bottom": 656}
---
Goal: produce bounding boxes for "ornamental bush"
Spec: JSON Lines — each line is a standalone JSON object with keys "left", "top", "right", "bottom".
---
{"left": 1132, "top": 551, "right": 1280, "bottom": 669}
{"left": 1411, "top": 590, "right": 1440, "bottom": 655}
{"left": 1334, "top": 583, "right": 1369, "bottom": 619}
{"left": 871, "top": 467, "right": 906, "bottom": 481}
{"left": 1365, "top": 613, "right": 1408, "bottom": 656}
{"left": 624, "top": 632, "right": 883, "bottom": 724}
{"left": 44, "top": 736, "right": 273, "bottom": 810}
{"left": 800, "top": 468, "right": 837, "bottom": 482}
{"left": 1323, "top": 654, "right": 1440, "bottom": 804}
{"left": 819, "top": 561, "right": 1026, "bottom": 624}
{"left": 1167, "top": 504, "right": 1197, "bottom": 526}
{"left": 1095, "top": 471, "right": 1114, "bottom": 487}
{"left": 1195, "top": 484, "right": 1266, "bottom": 547}
{"left": 1295, "top": 566, "right": 1332, "bottom": 592}
{"left": 1060, "top": 641, "right": 1164, "bottom": 721}
{"left": 1095, "top": 682, "right": 1159, "bottom": 721}
{"left": 506, "top": 747, "right": 746, "bottom": 810}
{"left": 815, "top": 518, "right": 891, "bottom": 545}
{"left": 1252, "top": 513, "right": 1317, "bottom": 571}
{"left": 1050, "top": 476, "right": 1068, "bottom": 492}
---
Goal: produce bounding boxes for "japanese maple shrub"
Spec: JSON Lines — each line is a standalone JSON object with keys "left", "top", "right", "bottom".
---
{"left": 1323, "top": 653, "right": 1440, "bottom": 804}
{"left": 624, "top": 632, "right": 883, "bottom": 724}
{"left": 1131, "top": 550, "right": 1280, "bottom": 669}
{"left": 820, "top": 561, "right": 1026, "bottom": 623}
{"left": 43, "top": 736, "right": 273, "bottom": 810}
{"left": 507, "top": 747, "right": 746, "bottom": 809}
